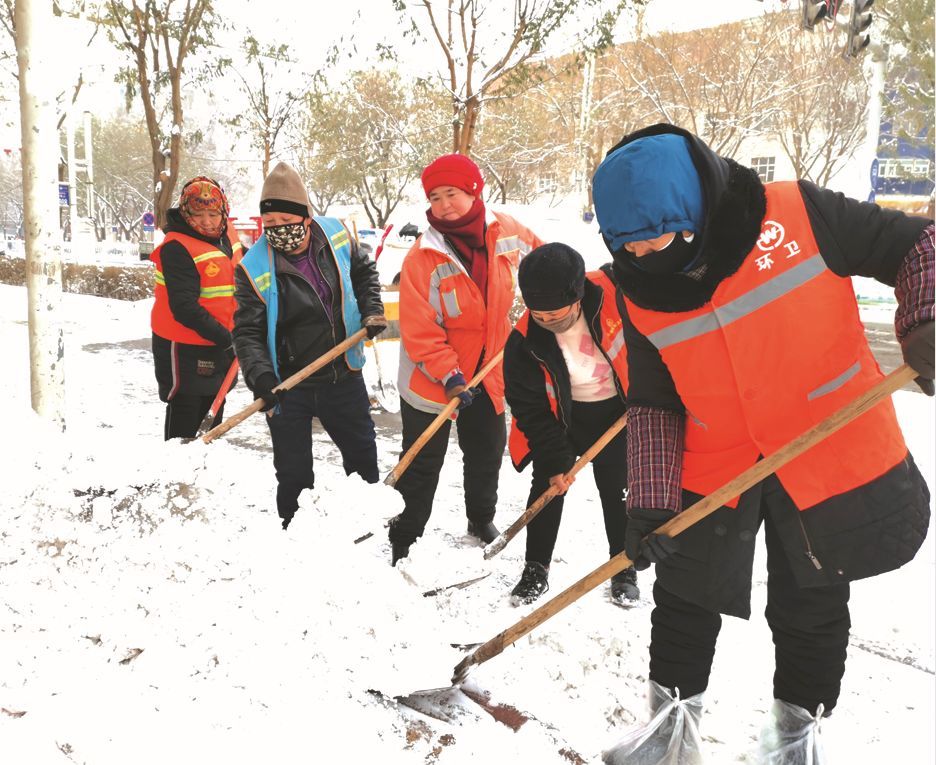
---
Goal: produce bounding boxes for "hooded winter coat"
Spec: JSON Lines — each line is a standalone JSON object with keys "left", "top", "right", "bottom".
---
{"left": 600, "top": 123, "right": 931, "bottom": 617}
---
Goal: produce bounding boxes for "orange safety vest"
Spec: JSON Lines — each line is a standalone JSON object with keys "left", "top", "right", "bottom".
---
{"left": 226, "top": 220, "right": 245, "bottom": 266}
{"left": 508, "top": 270, "right": 629, "bottom": 469}
{"left": 151, "top": 231, "right": 236, "bottom": 346}
{"left": 398, "top": 210, "right": 543, "bottom": 414}
{"left": 624, "top": 181, "right": 907, "bottom": 510}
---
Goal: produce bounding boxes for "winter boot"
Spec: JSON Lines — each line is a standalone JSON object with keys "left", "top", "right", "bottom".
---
{"left": 610, "top": 566, "right": 640, "bottom": 605}
{"left": 467, "top": 520, "right": 500, "bottom": 544}
{"left": 510, "top": 561, "right": 550, "bottom": 606}
{"left": 391, "top": 541, "right": 410, "bottom": 567}
{"left": 756, "top": 699, "right": 827, "bottom": 765}
{"left": 603, "top": 680, "right": 705, "bottom": 765}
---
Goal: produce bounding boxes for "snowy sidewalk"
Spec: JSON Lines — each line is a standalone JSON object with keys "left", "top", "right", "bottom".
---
{"left": 1, "top": 284, "right": 933, "bottom": 764}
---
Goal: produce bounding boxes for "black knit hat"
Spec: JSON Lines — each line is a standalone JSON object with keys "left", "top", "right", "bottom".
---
{"left": 518, "top": 242, "right": 586, "bottom": 311}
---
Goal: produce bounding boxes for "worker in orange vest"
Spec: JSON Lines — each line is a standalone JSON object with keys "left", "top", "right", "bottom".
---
{"left": 592, "top": 125, "right": 933, "bottom": 763}
{"left": 390, "top": 154, "right": 543, "bottom": 565}
{"left": 150, "top": 176, "right": 239, "bottom": 439}
{"left": 504, "top": 243, "right": 636, "bottom": 607}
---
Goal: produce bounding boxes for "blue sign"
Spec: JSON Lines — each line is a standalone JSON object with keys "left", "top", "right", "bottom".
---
{"left": 868, "top": 158, "right": 879, "bottom": 203}
{"left": 142, "top": 211, "right": 156, "bottom": 227}
{"left": 58, "top": 183, "right": 69, "bottom": 207}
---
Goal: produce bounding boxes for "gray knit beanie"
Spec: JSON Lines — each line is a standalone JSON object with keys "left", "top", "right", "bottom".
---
{"left": 259, "top": 162, "right": 312, "bottom": 218}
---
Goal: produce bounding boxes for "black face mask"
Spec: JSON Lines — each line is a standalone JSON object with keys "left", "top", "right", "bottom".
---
{"left": 619, "top": 232, "right": 701, "bottom": 275}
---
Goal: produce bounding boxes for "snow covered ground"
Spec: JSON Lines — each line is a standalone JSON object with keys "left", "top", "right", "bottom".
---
{"left": 0, "top": 279, "right": 933, "bottom": 764}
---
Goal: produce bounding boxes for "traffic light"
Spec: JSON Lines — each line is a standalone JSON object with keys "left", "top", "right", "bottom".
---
{"left": 846, "top": 0, "right": 874, "bottom": 57}
{"left": 802, "top": 0, "right": 828, "bottom": 30}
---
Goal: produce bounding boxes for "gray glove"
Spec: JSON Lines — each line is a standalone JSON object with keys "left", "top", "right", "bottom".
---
{"left": 901, "top": 321, "right": 934, "bottom": 396}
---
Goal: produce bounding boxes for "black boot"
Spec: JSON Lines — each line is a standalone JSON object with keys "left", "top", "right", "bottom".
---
{"left": 467, "top": 520, "right": 499, "bottom": 544}
{"left": 610, "top": 566, "right": 640, "bottom": 605}
{"left": 510, "top": 561, "right": 550, "bottom": 606}
{"left": 391, "top": 541, "right": 410, "bottom": 567}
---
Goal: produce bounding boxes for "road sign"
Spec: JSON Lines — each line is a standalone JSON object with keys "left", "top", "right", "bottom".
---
{"left": 142, "top": 211, "right": 156, "bottom": 227}
{"left": 868, "top": 158, "right": 879, "bottom": 203}
{"left": 58, "top": 183, "right": 69, "bottom": 207}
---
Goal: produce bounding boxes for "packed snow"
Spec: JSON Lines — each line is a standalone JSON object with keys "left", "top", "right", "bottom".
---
{"left": 0, "top": 247, "right": 933, "bottom": 763}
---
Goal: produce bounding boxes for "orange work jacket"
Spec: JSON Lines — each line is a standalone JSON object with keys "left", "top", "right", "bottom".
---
{"left": 398, "top": 209, "right": 543, "bottom": 414}
{"left": 151, "top": 231, "right": 236, "bottom": 346}
{"left": 625, "top": 181, "right": 907, "bottom": 510}
{"left": 508, "top": 269, "right": 629, "bottom": 468}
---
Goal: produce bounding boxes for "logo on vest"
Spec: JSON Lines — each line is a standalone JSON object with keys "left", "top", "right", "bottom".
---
{"left": 205, "top": 262, "right": 221, "bottom": 278}
{"left": 755, "top": 220, "right": 802, "bottom": 272}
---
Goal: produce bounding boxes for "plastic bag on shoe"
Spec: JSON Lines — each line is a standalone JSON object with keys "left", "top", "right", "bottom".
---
{"left": 603, "top": 681, "right": 705, "bottom": 765}
{"left": 756, "top": 700, "right": 826, "bottom": 765}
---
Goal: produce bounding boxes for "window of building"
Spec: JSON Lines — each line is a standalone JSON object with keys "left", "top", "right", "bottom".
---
{"left": 880, "top": 158, "right": 934, "bottom": 179}
{"left": 537, "top": 173, "right": 558, "bottom": 194}
{"left": 750, "top": 156, "right": 775, "bottom": 183}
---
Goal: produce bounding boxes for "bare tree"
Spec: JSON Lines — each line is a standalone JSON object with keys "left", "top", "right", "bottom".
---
{"left": 607, "top": 11, "right": 794, "bottom": 159}
{"left": 877, "top": 0, "right": 935, "bottom": 155}
{"left": 105, "top": 0, "right": 217, "bottom": 228}
{"left": 395, "top": 0, "right": 636, "bottom": 155}
{"left": 226, "top": 35, "right": 308, "bottom": 182}
{"left": 772, "top": 17, "right": 870, "bottom": 186}
{"left": 473, "top": 67, "right": 578, "bottom": 204}
{"left": 344, "top": 70, "right": 446, "bottom": 226}
{"left": 287, "top": 90, "right": 358, "bottom": 216}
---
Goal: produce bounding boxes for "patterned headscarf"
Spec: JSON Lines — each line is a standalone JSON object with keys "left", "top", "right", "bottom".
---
{"left": 178, "top": 176, "right": 229, "bottom": 238}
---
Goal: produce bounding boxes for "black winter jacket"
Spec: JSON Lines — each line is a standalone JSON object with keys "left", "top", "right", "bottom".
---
{"left": 606, "top": 124, "right": 931, "bottom": 613}
{"left": 504, "top": 277, "right": 626, "bottom": 477}
{"left": 233, "top": 220, "right": 383, "bottom": 391}
{"left": 152, "top": 209, "right": 238, "bottom": 401}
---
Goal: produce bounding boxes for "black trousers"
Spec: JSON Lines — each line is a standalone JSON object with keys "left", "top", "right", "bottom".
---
{"left": 648, "top": 483, "right": 851, "bottom": 715}
{"left": 390, "top": 386, "right": 506, "bottom": 546}
{"left": 164, "top": 394, "right": 224, "bottom": 440}
{"left": 266, "top": 372, "right": 378, "bottom": 520}
{"left": 525, "top": 397, "right": 629, "bottom": 567}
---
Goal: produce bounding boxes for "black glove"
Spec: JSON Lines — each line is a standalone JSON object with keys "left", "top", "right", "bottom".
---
{"left": 444, "top": 372, "right": 475, "bottom": 410}
{"left": 901, "top": 322, "right": 935, "bottom": 396}
{"left": 624, "top": 507, "right": 680, "bottom": 571}
{"left": 253, "top": 372, "right": 284, "bottom": 412}
{"left": 363, "top": 315, "right": 389, "bottom": 340}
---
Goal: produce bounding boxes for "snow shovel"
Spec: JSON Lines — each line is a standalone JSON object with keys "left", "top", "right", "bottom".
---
{"left": 441, "top": 363, "right": 917, "bottom": 687}
{"left": 196, "top": 359, "right": 239, "bottom": 437}
{"left": 370, "top": 338, "right": 400, "bottom": 413}
{"left": 483, "top": 412, "right": 629, "bottom": 559}
{"left": 201, "top": 328, "right": 368, "bottom": 444}
{"left": 383, "top": 350, "right": 504, "bottom": 487}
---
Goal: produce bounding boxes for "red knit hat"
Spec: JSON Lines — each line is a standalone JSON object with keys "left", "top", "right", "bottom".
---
{"left": 421, "top": 154, "right": 484, "bottom": 198}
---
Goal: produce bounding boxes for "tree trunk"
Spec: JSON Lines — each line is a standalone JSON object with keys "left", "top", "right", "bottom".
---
{"left": 16, "top": 0, "right": 66, "bottom": 429}
{"left": 456, "top": 97, "right": 481, "bottom": 155}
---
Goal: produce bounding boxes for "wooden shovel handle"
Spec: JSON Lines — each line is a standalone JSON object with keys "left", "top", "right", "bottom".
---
{"left": 484, "top": 413, "right": 629, "bottom": 559}
{"left": 454, "top": 364, "right": 916, "bottom": 681}
{"left": 202, "top": 328, "right": 369, "bottom": 444}
{"left": 210, "top": 359, "right": 240, "bottom": 417}
{"left": 384, "top": 350, "right": 504, "bottom": 487}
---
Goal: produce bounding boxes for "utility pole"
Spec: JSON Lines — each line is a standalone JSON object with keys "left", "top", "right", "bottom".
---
{"left": 83, "top": 110, "right": 95, "bottom": 228}
{"left": 16, "top": 0, "right": 66, "bottom": 429}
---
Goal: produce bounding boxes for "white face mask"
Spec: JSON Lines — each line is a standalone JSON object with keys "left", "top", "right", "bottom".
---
{"left": 531, "top": 304, "right": 581, "bottom": 334}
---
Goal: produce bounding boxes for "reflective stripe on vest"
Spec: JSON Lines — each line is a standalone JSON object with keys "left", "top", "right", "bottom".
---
{"left": 625, "top": 181, "right": 906, "bottom": 510}
{"left": 313, "top": 216, "right": 365, "bottom": 369}
{"left": 150, "top": 232, "right": 235, "bottom": 346}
